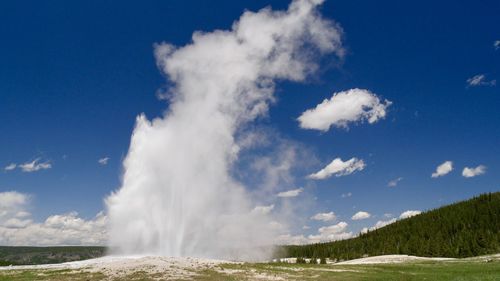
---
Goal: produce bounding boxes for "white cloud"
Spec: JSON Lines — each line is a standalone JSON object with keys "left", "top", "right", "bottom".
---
{"left": 361, "top": 210, "right": 422, "bottom": 234}
{"left": 387, "top": 177, "right": 403, "bottom": 187}
{"left": 318, "top": 221, "right": 348, "bottom": 234}
{"left": 462, "top": 165, "right": 486, "bottom": 178}
{"left": 3, "top": 218, "right": 33, "bottom": 229}
{"left": 308, "top": 157, "right": 365, "bottom": 180}
{"left": 277, "top": 187, "right": 303, "bottom": 198}
{"left": 431, "top": 161, "right": 453, "bottom": 178}
{"left": 252, "top": 204, "right": 275, "bottom": 215}
{"left": 361, "top": 218, "right": 397, "bottom": 234}
{"left": 297, "top": 88, "right": 392, "bottom": 131}
{"left": 467, "top": 74, "right": 496, "bottom": 87}
{"left": 0, "top": 191, "right": 30, "bottom": 222}
{"left": 310, "top": 211, "right": 336, "bottom": 222}
{"left": 341, "top": 192, "right": 352, "bottom": 198}
{"left": 302, "top": 225, "right": 310, "bottom": 230}
{"left": 4, "top": 163, "right": 16, "bottom": 171}
{"left": 494, "top": 40, "right": 500, "bottom": 50}
{"left": 308, "top": 221, "right": 353, "bottom": 243}
{"left": 19, "top": 159, "right": 51, "bottom": 173}
{"left": 277, "top": 222, "right": 353, "bottom": 245}
{"left": 0, "top": 212, "right": 107, "bottom": 246}
{"left": 351, "top": 211, "right": 371, "bottom": 220}
{"left": 399, "top": 210, "right": 421, "bottom": 219}
{"left": 0, "top": 191, "right": 106, "bottom": 246}
{"left": 98, "top": 157, "right": 110, "bottom": 165}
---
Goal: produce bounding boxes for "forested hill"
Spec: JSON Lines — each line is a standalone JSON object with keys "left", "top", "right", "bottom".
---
{"left": 284, "top": 192, "right": 500, "bottom": 260}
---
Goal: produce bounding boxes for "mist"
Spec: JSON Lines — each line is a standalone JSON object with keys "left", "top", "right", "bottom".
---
{"left": 106, "top": 0, "right": 343, "bottom": 261}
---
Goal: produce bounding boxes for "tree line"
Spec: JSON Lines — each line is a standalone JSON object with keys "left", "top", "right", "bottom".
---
{"left": 280, "top": 192, "right": 500, "bottom": 260}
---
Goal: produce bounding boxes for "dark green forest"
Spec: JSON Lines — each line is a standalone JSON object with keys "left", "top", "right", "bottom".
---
{"left": 282, "top": 192, "right": 500, "bottom": 261}
{"left": 0, "top": 246, "right": 105, "bottom": 266}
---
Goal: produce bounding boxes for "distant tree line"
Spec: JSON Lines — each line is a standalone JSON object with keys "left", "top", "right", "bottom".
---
{"left": 0, "top": 246, "right": 106, "bottom": 266}
{"left": 280, "top": 192, "right": 500, "bottom": 260}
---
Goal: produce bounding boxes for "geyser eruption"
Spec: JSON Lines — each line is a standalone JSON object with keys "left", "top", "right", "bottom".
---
{"left": 107, "top": 0, "right": 343, "bottom": 260}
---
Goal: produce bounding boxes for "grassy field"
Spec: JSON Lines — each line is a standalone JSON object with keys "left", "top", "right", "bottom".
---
{"left": 1, "top": 258, "right": 498, "bottom": 280}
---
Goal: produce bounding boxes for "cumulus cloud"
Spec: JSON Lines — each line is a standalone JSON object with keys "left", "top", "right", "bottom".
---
{"left": 310, "top": 211, "right": 336, "bottom": 222}
{"left": 308, "top": 157, "right": 365, "bottom": 180}
{"left": 0, "top": 191, "right": 30, "bottom": 222}
{"left": 277, "top": 187, "right": 303, "bottom": 198}
{"left": 98, "top": 157, "right": 110, "bottom": 165}
{"left": 4, "top": 163, "right": 16, "bottom": 171}
{"left": 431, "top": 161, "right": 453, "bottom": 178}
{"left": 387, "top": 177, "right": 403, "bottom": 187}
{"left": 495, "top": 40, "right": 500, "bottom": 50}
{"left": 18, "top": 159, "right": 51, "bottom": 173}
{"left": 351, "top": 211, "right": 371, "bottom": 220}
{"left": 0, "top": 191, "right": 106, "bottom": 246}
{"left": 361, "top": 218, "right": 397, "bottom": 234}
{"left": 467, "top": 74, "right": 496, "bottom": 87}
{"left": 462, "top": 165, "right": 486, "bottom": 178}
{"left": 399, "top": 210, "right": 421, "bottom": 219}
{"left": 277, "top": 221, "right": 353, "bottom": 245}
{"left": 361, "top": 210, "right": 422, "bottom": 233}
{"left": 3, "top": 218, "right": 33, "bottom": 229}
{"left": 297, "top": 88, "right": 392, "bottom": 131}
{"left": 308, "top": 221, "right": 353, "bottom": 243}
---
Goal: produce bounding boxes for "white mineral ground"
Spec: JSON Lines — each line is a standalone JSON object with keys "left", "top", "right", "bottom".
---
{"left": 1, "top": 254, "right": 498, "bottom": 277}
{"left": 0, "top": 256, "right": 237, "bottom": 279}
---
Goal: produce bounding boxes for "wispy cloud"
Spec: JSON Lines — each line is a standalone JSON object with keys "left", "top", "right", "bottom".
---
{"left": 18, "top": 159, "right": 51, "bottom": 173}
{"left": 341, "top": 192, "right": 352, "bottom": 198}
{"left": 298, "top": 88, "right": 392, "bottom": 131}
{"left": 467, "top": 74, "right": 496, "bottom": 87}
{"left": 4, "top": 163, "right": 16, "bottom": 171}
{"left": 277, "top": 187, "right": 303, "bottom": 198}
{"left": 494, "top": 40, "right": 500, "bottom": 50}
{"left": 308, "top": 157, "right": 365, "bottom": 180}
{"left": 462, "top": 165, "right": 486, "bottom": 178}
{"left": 98, "top": 157, "right": 110, "bottom": 165}
{"left": 387, "top": 177, "right": 403, "bottom": 187}
{"left": 431, "top": 161, "right": 453, "bottom": 178}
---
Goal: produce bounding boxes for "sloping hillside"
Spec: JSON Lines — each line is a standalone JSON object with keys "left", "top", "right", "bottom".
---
{"left": 284, "top": 192, "right": 500, "bottom": 260}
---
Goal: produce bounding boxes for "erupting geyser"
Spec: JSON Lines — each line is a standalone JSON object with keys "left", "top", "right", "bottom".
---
{"left": 106, "top": 0, "right": 343, "bottom": 260}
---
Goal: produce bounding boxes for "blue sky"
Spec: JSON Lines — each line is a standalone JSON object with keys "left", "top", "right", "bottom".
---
{"left": 0, "top": 0, "right": 499, "bottom": 245}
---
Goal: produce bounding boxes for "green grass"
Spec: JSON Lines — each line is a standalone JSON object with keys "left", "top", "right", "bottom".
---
{"left": 1, "top": 259, "right": 498, "bottom": 281}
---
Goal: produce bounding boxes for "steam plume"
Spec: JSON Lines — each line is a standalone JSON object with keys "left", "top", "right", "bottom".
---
{"left": 106, "top": 0, "right": 343, "bottom": 260}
